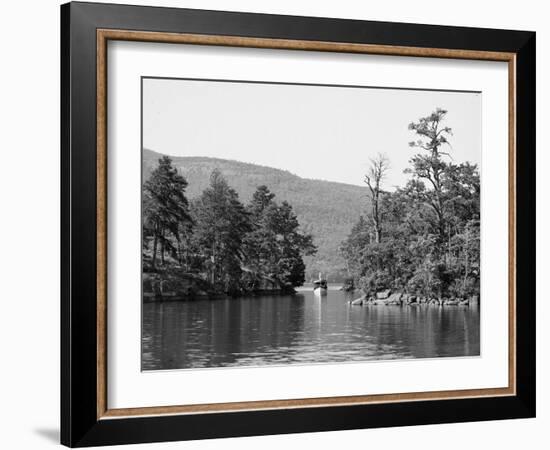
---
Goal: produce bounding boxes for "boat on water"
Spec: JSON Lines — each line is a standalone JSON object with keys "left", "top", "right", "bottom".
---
{"left": 313, "top": 273, "right": 328, "bottom": 296}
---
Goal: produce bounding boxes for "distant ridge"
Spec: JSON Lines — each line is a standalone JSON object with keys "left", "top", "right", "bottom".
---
{"left": 143, "top": 149, "right": 370, "bottom": 281}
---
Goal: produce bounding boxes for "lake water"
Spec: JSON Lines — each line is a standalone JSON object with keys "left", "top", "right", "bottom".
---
{"left": 142, "top": 286, "right": 480, "bottom": 371}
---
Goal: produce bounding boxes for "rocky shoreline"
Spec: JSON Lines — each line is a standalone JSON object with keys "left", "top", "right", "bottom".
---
{"left": 349, "top": 289, "right": 479, "bottom": 307}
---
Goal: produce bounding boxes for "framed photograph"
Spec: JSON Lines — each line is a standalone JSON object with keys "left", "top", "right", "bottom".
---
{"left": 61, "top": 2, "right": 535, "bottom": 447}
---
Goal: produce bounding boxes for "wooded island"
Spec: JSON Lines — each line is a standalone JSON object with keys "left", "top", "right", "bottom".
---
{"left": 142, "top": 161, "right": 316, "bottom": 299}
{"left": 341, "top": 108, "right": 480, "bottom": 304}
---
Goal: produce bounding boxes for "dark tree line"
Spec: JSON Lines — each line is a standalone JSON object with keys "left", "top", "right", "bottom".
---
{"left": 143, "top": 157, "right": 316, "bottom": 296}
{"left": 341, "top": 108, "right": 480, "bottom": 299}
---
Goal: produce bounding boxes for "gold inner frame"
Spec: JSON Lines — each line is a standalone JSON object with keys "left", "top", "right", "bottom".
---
{"left": 96, "top": 29, "right": 517, "bottom": 420}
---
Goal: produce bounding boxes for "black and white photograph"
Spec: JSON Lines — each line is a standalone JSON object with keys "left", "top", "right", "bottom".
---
{"left": 141, "top": 77, "right": 481, "bottom": 371}
{"left": 0, "top": 0, "right": 541, "bottom": 447}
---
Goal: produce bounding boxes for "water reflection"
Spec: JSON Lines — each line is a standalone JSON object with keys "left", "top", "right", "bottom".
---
{"left": 142, "top": 288, "right": 479, "bottom": 370}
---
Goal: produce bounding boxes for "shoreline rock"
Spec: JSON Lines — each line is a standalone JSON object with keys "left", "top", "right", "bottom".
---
{"left": 349, "top": 290, "right": 478, "bottom": 307}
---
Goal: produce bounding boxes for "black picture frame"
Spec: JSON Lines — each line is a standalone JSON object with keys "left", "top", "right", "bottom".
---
{"left": 61, "top": 1, "right": 535, "bottom": 447}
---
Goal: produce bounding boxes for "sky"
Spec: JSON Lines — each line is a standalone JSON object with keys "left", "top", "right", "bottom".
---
{"left": 143, "top": 77, "right": 481, "bottom": 190}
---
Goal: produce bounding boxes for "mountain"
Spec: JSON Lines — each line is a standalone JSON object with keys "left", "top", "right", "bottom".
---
{"left": 143, "top": 149, "right": 370, "bottom": 282}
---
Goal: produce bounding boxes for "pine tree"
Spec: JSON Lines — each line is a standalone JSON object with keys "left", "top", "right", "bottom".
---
{"left": 143, "top": 156, "right": 192, "bottom": 270}
{"left": 192, "top": 170, "right": 252, "bottom": 294}
{"left": 277, "top": 201, "right": 317, "bottom": 286}
{"left": 244, "top": 186, "right": 316, "bottom": 289}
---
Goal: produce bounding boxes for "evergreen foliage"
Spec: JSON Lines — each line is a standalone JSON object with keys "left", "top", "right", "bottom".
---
{"left": 143, "top": 156, "right": 193, "bottom": 270}
{"left": 142, "top": 162, "right": 316, "bottom": 296}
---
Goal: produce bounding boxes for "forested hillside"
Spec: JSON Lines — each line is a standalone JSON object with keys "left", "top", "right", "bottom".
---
{"left": 143, "top": 149, "right": 368, "bottom": 281}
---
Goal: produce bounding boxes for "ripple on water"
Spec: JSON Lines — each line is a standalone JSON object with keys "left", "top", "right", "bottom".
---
{"left": 141, "top": 292, "right": 480, "bottom": 370}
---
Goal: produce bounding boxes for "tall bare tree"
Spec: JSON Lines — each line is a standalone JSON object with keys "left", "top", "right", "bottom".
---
{"left": 364, "top": 153, "right": 390, "bottom": 243}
